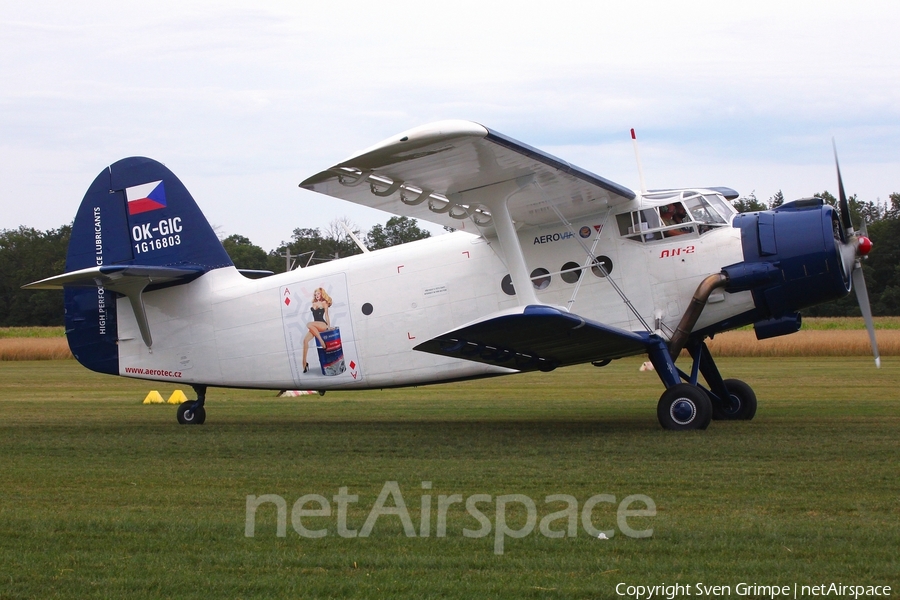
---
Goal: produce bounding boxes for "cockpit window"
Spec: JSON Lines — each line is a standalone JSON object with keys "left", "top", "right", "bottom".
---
{"left": 685, "top": 196, "right": 726, "bottom": 225}
{"left": 616, "top": 192, "right": 732, "bottom": 243}
{"left": 703, "top": 194, "right": 736, "bottom": 221}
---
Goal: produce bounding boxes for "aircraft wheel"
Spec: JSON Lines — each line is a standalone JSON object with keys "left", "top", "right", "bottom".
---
{"left": 711, "top": 379, "right": 757, "bottom": 421}
{"left": 657, "top": 383, "right": 712, "bottom": 430}
{"left": 177, "top": 401, "right": 206, "bottom": 425}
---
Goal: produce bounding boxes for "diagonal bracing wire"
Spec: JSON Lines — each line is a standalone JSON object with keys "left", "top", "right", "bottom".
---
{"left": 534, "top": 182, "right": 653, "bottom": 332}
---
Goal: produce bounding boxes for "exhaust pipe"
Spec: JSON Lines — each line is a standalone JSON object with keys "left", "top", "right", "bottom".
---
{"left": 668, "top": 273, "right": 728, "bottom": 359}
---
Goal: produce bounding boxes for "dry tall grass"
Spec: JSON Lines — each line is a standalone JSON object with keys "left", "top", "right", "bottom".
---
{"left": 1, "top": 329, "right": 895, "bottom": 361}
{"left": 705, "top": 329, "right": 899, "bottom": 357}
{"left": 0, "top": 338, "right": 72, "bottom": 361}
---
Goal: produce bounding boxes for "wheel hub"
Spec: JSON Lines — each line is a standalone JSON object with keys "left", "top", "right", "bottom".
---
{"left": 670, "top": 398, "right": 697, "bottom": 424}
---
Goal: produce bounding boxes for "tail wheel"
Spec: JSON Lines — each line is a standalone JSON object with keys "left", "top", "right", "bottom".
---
{"left": 177, "top": 401, "right": 206, "bottom": 425}
{"left": 657, "top": 383, "right": 712, "bottom": 431}
{"left": 711, "top": 379, "right": 757, "bottom": 421}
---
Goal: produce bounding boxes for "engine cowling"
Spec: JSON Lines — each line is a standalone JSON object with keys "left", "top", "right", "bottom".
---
{"left": 724, "top": 199, "right": 850, "bottom": 320}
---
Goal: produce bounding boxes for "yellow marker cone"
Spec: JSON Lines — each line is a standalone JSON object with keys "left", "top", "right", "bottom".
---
{"left": 142, "top": 391, "right": 164, "bottom": 404}
{"left": 167, "top": 390, "right": 189, "bottom": 405}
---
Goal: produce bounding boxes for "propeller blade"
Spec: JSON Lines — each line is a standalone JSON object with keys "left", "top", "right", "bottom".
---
{"left": 851, "top": 262, "right": 880, "bottom": 368}
{"left": 832, "top": 139, "right": 854, "bottom": 233}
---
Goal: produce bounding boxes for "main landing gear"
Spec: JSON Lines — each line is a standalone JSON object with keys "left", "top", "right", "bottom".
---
{"left": 176, "top": 384, "right": 207, "bottom": 425}
{"left": 647, "top": 338, "right": 757, "bottom": 431}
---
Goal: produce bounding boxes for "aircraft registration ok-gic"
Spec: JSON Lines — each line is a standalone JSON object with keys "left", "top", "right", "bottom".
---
{"left": 25, "top": 120, "right": 880, "bottom": 430}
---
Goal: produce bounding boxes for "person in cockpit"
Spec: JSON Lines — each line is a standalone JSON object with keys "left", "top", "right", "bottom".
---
{"left": 660, "top": 204, "right": 689, "bottom": 236}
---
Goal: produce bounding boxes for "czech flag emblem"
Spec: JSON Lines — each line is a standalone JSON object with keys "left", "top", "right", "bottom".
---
{"left": 125, "top": 180, "right": 167, "bottom": 215}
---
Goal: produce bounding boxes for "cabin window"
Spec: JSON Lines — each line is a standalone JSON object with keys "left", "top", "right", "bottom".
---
{"left": 617, "top": 209, "right": 664, "bottom": 242}
{"left": 591, "top": 255, "right": 613, "bottom": 278}
{"left": 530, "top": 268, "right": 551, "bottom": 290}
{"left": 560, "top": 261, "right": 582, "bottom": 284}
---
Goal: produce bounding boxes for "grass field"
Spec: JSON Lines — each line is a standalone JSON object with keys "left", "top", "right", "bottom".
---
{"left": 3, "top": 318, "right": 900, "bottom": 362}
{"left": 0, "top": 358, "right": 897, "bottom": 599}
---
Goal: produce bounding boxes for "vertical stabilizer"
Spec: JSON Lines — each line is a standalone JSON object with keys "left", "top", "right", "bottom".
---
{"left": 64, "top": 157, "right": 233, "bottom": 374}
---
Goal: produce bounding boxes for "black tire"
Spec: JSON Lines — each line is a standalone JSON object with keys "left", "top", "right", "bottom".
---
{"left": 177, "top": 401, "right": 206, "bottom": 425}
{"left": 711, "top": 379, "right": 757, "bottom": 421}
{"left": 657, "top": 383, "right": 712, "bottom": 430}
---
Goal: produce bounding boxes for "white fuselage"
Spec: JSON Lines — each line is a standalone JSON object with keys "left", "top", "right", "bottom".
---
{"left": 115, "top": 205, "right": 752, "bottom": 390}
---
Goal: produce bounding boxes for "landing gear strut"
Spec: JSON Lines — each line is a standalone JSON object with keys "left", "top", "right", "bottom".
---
{"left": 647, "top": 337, "right": 757, "bottom": 430}
{"left": 177, "top": 384, "right": 207, "bottom": 425}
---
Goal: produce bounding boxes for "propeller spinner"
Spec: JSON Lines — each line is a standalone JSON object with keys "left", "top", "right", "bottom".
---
{"left": 833, "top": 140, "right": 880, "bottom": 367}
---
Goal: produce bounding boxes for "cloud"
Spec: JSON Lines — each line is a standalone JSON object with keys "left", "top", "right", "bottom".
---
{"left": 2, "top": 1, "right": 898, "bottom": 250}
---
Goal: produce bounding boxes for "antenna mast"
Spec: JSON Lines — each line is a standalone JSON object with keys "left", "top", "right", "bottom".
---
{"left": 631, "top": 128, "right": 648, "bottom": 196}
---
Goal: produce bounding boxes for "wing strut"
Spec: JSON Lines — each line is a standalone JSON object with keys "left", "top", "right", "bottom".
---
{"left": 533, "top": 182, "right": 653, "bottom": 331}
{"left": 451, "top": 176, "right": 540, "bottom": 306}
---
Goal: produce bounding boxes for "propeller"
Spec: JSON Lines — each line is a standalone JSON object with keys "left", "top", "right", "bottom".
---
{"left": 832, "top": 140, "right": 880, "bottom": 367}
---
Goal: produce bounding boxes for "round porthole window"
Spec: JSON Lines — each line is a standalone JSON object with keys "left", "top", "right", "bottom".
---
{"left": 591, "top": 256, "right": 614, "bottom": 278}
{"left": 560, "top": 261, "right": 582, "bottom": 284}
{"left": 501, "top": 274, "right": 516, "bottom": 296}
{"left": 361, "top": 303, "right": 373, "bottom": 315}
{"left": 531, "top": 268, "right": 551, "bottom": 290}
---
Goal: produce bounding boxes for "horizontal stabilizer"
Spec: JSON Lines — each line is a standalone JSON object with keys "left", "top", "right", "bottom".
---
{"left": 23, "top": 265, "right": 205, "bottom": 349}
{"left": 414, "top": 305, "right": 649, "bottom": 372}
{"left": 23, "top": 264, "right": 204, "bottom": 292}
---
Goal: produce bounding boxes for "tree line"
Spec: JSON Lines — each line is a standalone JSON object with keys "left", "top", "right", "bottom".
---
{"left": 2, "top": 193, "right": 899, "bottom": 326}
{"left": 0, "top": 216, "right": 431, "bottom": 326}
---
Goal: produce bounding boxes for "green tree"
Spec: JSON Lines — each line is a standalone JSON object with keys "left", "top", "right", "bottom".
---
{"left": 768, "top": 190, "right": 784, "bottom": 208}
{"left": 813, "top": 190, "right": 887, "bottom": 230}
{"left": 731, "top": 192, "right": 768, "bottom": 213}
{"left": 221, "top": 234, "right": 269, "bottom": 270}
{"left": 366, "top": 216, "right": 431, "bottom": 250}
{"left": 0, "top": 225, "right": 70, "bottom": 326}
{"left": 861, "top": 211, "right": 900, "bottom": 315}
{"left": 802, "top": 191, "right": 900, "bottom": 316}
{"left": 268, "top": 219, "right": 365, "bottom": 273}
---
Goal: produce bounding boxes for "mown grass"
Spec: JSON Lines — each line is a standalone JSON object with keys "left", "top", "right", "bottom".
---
{"left": 800, "top": 316, "right": 900, "bottom": 330}
{"left": 0, "top": 327, "right": 65, "bottom": 338}
{"left": 0, "top": 358, "right": 897, "bottom": 599}
{"left": 4, "top": 319, "right": 897, "bottom": 361}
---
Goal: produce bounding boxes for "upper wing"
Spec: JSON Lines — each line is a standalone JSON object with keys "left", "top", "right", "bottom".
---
{"left": 300, "top": 120, "right": 636, "bottom": 231}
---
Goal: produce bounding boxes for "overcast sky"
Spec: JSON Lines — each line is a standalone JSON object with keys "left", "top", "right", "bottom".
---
{"left": 2, "top": 0, "right": 898, "bottom": 251}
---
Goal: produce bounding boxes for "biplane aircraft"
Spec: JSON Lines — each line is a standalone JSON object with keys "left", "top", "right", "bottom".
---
{"left": 24, "top": 120, "right": 879, "bottom": 430}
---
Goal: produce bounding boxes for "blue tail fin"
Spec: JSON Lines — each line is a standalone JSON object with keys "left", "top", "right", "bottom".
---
{"left": 64, "top": 157, "right": 233, "bottom": 374}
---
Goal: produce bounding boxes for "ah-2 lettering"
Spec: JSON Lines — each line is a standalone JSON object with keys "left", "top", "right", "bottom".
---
{"left": 659, "top": 245, "right": 695, "bottom": 259}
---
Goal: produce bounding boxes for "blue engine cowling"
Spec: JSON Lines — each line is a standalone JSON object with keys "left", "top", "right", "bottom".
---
{"left": 713, "top": 199, "right": 850, "bottom": 332}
